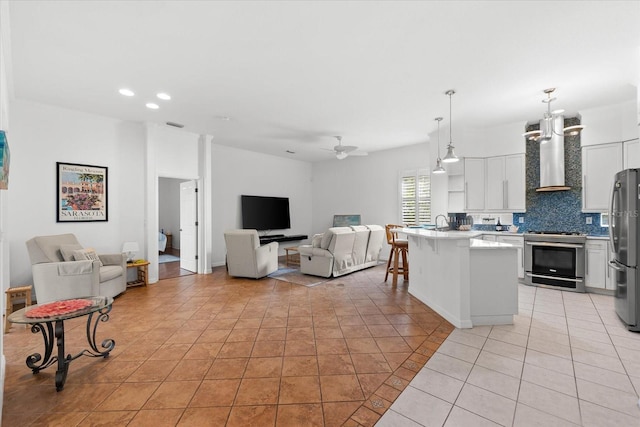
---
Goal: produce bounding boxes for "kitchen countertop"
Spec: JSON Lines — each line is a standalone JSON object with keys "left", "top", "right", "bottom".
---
{"left": 402, "top": 228, "right": 522, "bottom": 240}
{"left": 403, "top": 228, "right": 608, "bottom": 239}
{"left": 402, "top": 228, "right": 482, "bottom": 239}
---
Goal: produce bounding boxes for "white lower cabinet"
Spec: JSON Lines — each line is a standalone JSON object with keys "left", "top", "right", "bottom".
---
{"left": 497, "top": 235, "right": 524, "bottom": 279}
{"left": 585, "top": 239, "right": 614, "bottom": 291}
{"left": 480, "top": 234, "right": 523, "bottom": 279}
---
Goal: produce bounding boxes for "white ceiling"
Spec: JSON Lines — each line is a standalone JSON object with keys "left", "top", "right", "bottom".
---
{"left": 6, "top": 1, "right": 640, "bottom": 162}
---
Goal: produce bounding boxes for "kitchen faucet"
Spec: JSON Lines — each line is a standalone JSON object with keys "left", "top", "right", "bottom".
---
{"left": 435, "top": 214, "right": 450, "bottom": 231}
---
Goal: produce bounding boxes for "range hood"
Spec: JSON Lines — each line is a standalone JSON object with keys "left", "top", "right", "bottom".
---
{"left": 536, "top": 115, "right": 570, "bottom": 192}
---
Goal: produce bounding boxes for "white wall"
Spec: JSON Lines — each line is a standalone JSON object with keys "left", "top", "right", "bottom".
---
{"left": 580, "top": 100, "right": 638, "bottom": 146}
{"left": 0, "top": 0, "right": 11, "bottom": 414}
{"left": 144, "top": 124, "right": 206, "bottom": 282}
{"left": 311, "top": 143, "right": 429, "bottom": 234}
{"left": 8, "top": 100, "right": 146, "bottom": 287}
{"left": 211, "top": 144, "right": 313, "bottom": 267}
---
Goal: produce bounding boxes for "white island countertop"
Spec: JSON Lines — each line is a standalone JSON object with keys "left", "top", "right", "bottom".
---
{"left": 402, "top": 228, "right": 482, "bottom": 240}
{"left": 402, "top": 228, "right": 517, "bottom": 248}
{"left": 403, "top": 228, "right": 518, "bottom": 328}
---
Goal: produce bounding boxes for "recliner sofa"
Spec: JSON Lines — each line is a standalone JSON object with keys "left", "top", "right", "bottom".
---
{"left": 298, "top": 225, "right": 384, "bottom": 278}
{"left": 224, "top": 229, "right": 279, "bottom": 278}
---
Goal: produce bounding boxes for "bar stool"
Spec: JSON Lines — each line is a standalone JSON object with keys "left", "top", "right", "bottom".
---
{"left": 5, "top": 285, "right": 32, "bottom": 333}
{"left": 384, "top": 224, "right": 409, "bottom": 285}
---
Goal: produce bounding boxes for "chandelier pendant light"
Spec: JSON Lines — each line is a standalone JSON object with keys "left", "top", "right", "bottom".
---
{"left": 442, "top": 89, "right": 459, "bottom": 163}
{"left": 523, "top": 88, "right": 585, "bottom": 142}
{"left": 433, "top": 117, "right": 446, "bottom": 174}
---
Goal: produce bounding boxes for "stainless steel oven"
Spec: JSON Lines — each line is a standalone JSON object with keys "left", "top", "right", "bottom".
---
{"left": 524, "top": 232, "right": 586, "bottom": 292}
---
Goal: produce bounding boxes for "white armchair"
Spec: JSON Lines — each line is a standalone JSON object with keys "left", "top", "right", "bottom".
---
{"left": 25, "top": 233, "right": 127, "bottom": 304}
{"left": 224, "top": 229, "right": 279, "bottom": 279}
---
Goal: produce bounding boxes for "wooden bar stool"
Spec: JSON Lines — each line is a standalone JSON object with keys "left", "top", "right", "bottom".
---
{"left": 5, "top": 285, "right": 32, "bottom": 333}
{"left": 384, "top": 224, "right": 409, "bottom": 286}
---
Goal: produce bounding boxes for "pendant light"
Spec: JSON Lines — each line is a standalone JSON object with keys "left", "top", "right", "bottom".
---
{"left": 522, "top": 88, "right": 585, "bottom": 142}
{"left": 432, "top": 117, "right": 446, "bottom": 174}
{"left": 442, "top": 89, "right": 460, "bottom": 163}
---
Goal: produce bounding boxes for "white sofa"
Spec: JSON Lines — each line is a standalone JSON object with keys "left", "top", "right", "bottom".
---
{"left": 298, "top": 225, "right": 384, "bottom": 278}
{"left": 25, "top": 233, "right": 127, "bottom": 304}
{"left": 224, "top": 229, "right": 279, "bottom": 278}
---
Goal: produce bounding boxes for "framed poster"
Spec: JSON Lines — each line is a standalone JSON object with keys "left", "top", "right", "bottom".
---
{"left": 57, "top": 162, "right": 108, "bottom": 222}
{"left": 0, "top": 130, "right": 9, "bottom": 190}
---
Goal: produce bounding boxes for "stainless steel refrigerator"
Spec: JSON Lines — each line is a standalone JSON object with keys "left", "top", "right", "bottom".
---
{"left": 610, "top": 168, "right": 640, "bottom": 331}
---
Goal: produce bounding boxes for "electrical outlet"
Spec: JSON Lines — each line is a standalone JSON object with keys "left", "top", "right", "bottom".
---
{"left": 519, "top": 217, "right": 524, "bottom": 224}
{"left": 586, "top": 217, "right": 592, "bottom": 225}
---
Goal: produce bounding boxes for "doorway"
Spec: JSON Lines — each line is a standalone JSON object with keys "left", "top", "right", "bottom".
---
{"left": 158, "top": 177, "right": 196, "bottom": 280}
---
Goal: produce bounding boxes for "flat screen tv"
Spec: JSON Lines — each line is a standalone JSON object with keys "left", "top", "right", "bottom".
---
{"left": 241, "top": 195, "right": 291, "bottom": 231}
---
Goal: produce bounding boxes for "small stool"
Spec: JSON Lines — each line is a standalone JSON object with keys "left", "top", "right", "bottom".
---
{"left": 5, "top": 285, "right": 32, "bottom": 333}
{"left": 384, "top": 224, "right": 409, "bottom": 286}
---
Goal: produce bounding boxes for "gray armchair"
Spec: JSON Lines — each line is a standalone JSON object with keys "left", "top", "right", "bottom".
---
{"left": 224, "top": 229, "right": 279, "bottom": 278}
{"left": 25, "top": 233, "right": 127, "bottom": 304}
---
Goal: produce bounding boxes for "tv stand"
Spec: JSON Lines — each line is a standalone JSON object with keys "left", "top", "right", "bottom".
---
{"left": 259, "top": 234, "right": 308, "bottom": 244}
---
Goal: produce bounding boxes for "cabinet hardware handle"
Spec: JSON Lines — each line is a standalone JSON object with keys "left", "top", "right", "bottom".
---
{"left": 525, "top": 242, "right": 584, "bottom": 249}
{"left": 465, "top": 182, "right": 468, "bottom": 209}
{"left": 526, "top": 273, "right": 583, "bottom": 283}
{"left": 505, "top": 180, "right": 508, "bottom": 208}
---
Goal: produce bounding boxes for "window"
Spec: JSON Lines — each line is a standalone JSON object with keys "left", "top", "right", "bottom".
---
{"left": 400, "top": 169, "right": 431, "bottom": 226}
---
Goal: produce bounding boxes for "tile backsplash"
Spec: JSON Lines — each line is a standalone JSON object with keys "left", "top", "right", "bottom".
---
{"left": 512, "top": 117, "right": 608, "bottom": 236}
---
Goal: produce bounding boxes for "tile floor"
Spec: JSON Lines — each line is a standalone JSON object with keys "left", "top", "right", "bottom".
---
{"left": 4, "top": 266, "right": 640, "bottom": 426}
{"left": 2, "top": 264, "right": 453, "bottom": 426}
{"left": 378, "top": 284, "right": 640, "bottom": 427}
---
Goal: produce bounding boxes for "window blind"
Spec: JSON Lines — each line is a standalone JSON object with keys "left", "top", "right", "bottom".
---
{"left": 401, "top": 170, "right": 431, "bottom": 226}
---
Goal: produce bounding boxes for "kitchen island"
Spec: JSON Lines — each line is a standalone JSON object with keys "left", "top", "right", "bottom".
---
{"left": 403, "top": 228, "right": 518, "bottom": 328}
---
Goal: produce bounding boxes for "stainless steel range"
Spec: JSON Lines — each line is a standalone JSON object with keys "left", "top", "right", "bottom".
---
{"left": 524, "top": 231, "right": 587, "bottom": 292}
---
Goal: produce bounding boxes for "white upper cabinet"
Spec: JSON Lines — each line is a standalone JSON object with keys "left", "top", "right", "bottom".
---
{"left": 582, "top": 143, "right": 623, "bottom": 212}
{"left": 486, "top": 157, "right": 505, "bottom": 210}
{"left": 447, "top": 159, "right": 465, "bottom": 212}
{"left": 486, "top": 154, "right": 525, "bottom": 212}
{"left": 464, "top": 158, "right": 485, "bottom": 211}
{"left": 505, "top": 154, "right": 526, "bottom": 211}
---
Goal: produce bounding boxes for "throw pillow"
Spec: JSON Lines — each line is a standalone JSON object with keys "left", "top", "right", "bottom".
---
{"left": 73, "top": 248, "right": 104, "bottom": 267}
{"left": 60, "top": 244, "right": 83, "bottom": 262}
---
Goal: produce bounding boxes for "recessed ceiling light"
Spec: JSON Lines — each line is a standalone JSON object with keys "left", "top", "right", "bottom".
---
{"left": 157, "top": 92, "right": 171, "bottom": 101}
{"left": 119, "top": 88, "right": 135, "bottom": 97}
{"left": 146, "top": 103, "right": 159, "bottom": 110}
{"left": 213, "top": 115, "right": 232, "bottom": 121}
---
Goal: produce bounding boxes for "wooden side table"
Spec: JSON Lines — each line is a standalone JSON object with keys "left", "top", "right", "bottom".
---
{"left": 5, "top": 285, "right": 32, "bottom": 333}
{"left": 165, "top": 233, "right": 173, "bottom": 251}
{"left": 284, "top": 246, "right": 300, "bottom": 266}
{"left": 126, "top": 261, "right": 149, "bottom": 288}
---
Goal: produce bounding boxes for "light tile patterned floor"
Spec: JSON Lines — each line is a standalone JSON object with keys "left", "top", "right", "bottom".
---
{"left": 378, "top": 284, "right": 640, "bottom": 427}
{"left": 2, "top": 264, "right": 453, "bottom": 426}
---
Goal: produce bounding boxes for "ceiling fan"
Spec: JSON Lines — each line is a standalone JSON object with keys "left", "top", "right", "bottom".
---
{"left": 326, "top": 136, "right": 368, "bottom": 160}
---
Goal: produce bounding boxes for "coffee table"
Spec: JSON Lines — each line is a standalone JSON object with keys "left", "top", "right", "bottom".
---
{"left": 7, "top": 296, "right": 115, "bottom": 391}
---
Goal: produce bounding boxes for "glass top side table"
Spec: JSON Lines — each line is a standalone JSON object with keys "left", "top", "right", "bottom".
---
{"left": 8, "top": 296, "right": 115, "bottom": 391}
